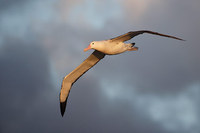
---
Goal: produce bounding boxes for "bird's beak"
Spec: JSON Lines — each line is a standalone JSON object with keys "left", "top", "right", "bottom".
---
{"left": 84, "top": 45, "right": 91, "bottom": 52}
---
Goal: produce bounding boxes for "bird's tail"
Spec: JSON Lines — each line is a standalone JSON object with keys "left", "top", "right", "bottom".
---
{"left": 127, "top": 43, "right": 138, "bottom": 51}
{"left": 127, "top": 47, "right": 139, "bottom": 51}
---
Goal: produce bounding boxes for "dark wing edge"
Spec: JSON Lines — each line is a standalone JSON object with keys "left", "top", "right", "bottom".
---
{"left": 60, "top": 97, "right": 67, "bottom": 117}
{"left": 140, "top": 30, "right": 185, "bottom": 41}
{"left": 59, "top": 50, "right": 105, "bottom": 117}
{"left": 110, "top": 30, "right": 185, "bottom": 42}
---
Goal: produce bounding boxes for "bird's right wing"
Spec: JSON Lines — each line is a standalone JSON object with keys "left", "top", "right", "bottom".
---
{"left": 60, "top": 50, "right": 105, "bottom": 116}
{"left": 110, "top": 30, "right": 185, "bottom": 42}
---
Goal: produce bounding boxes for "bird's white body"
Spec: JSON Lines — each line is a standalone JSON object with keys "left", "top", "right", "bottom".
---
{"left": 89, "top": 40, "right": 137, "bottom": 55}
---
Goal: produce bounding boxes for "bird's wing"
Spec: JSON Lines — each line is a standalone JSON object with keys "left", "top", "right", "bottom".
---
{"left": 59, "top": 50, "right": 105, "bottom": 116}
{"left": 110, "top": 30, "right": 185, "bottom": 42}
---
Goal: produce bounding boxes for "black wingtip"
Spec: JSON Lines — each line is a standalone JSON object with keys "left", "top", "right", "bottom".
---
{"left": 177, "top": 38, "right": 186, "bottom": 41}
{"left": 60, "top": 101, "right": 67, "bottom": 117}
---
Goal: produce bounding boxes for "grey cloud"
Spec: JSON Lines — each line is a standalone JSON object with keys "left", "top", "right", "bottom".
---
{"left": 0, "top": 0, "right": 200, "bottom": 133}
{"left": 0, "top": 39, "right": 55, "bottom": 133}
{"left": 0, "top": 0, "right": 31, "bottom": 12}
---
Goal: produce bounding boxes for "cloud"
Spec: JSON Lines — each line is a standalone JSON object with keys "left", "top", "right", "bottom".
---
{"left": 66, "top": 0, "right": 122, "bottom": 29}
{"left": 0, "top": 0, "right": 56, "bottom": 39}
{"left": 100, "top": 80, "right": 200, "bottom": 133}
{"left": 0, "top": 39, "right": 56, "bottom": 133}
{"left": 0, "top": 0, "right": 200, "bottom": 133}
{"left": 0, "top": 0, "right": 31, "bottom": 11}
{"left": 119, "top": 0, "right": 167, "bottom": 23}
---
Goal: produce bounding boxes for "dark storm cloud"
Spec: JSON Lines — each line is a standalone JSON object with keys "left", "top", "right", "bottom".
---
{"left": 0, "top": 39, "right": 56, "bottom": 133}
{"left": 0, "top": 0, "right": 200, "bottom": 133}
{"left": 0, "top": 0, "right": 30, "bottom": 12}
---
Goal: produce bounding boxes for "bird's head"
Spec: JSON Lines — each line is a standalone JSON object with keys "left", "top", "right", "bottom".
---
{"left": 84, "top": 41, "right": 96, "bottom": 52}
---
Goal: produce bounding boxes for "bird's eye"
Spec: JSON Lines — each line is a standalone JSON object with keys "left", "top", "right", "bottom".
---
{"left": 92, "top": 43, "right": 94, "bottom": 45}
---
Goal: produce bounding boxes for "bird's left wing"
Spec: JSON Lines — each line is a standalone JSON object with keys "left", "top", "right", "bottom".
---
{"left": 110, "top": 30, "right": 185, "bottom": 42}
{"left": 60, "top": 50, "right": 105, "bottom": 116}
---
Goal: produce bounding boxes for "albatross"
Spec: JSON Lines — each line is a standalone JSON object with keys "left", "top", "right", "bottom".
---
{"left": 60, "top": 30, "right": 184, "bottom": 116}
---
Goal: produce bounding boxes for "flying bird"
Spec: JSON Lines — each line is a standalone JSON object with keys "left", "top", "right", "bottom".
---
{"left": 60, "top": 30, "right": 184, "bottom": 116}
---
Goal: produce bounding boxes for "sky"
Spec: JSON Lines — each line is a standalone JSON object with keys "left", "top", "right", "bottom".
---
{"left": 0, "top": 0, "right": 200, "bottom": 133}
